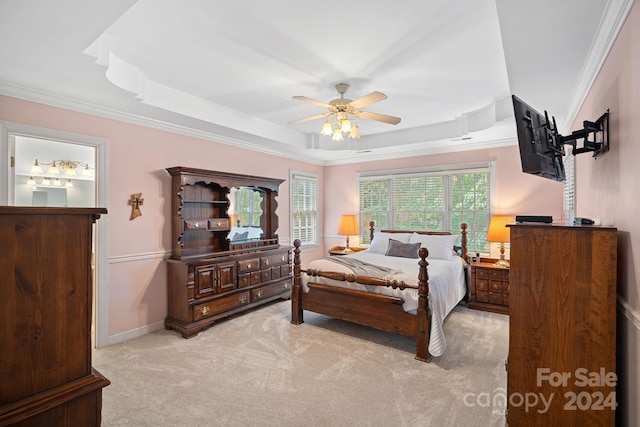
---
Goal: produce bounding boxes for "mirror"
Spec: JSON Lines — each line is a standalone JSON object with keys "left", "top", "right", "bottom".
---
{"left": 227, "top": 187, "right": 264, "bottom": 242}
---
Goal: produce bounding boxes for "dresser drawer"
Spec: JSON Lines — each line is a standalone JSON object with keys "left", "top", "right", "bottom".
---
{"left": 476, "top": 279, "right": 489, "bottom": 291}
{"left": 476, "top": 291, "right": 490, "bottom": 303}
{"left": 238, "top": 273, "right": 251, "bottom": 288}
{"left": 250, "top": 271, "right": 262, "bottom": 286}
{"left": 261, "top": 252, "right": 290, "bottom": 268}
{"left": 184, "top": 219, "right": 209, "bottom": 231}
{"left": 237, "top": 257, "right": 260, "bottom": 273}
{"left": 490, "top": 281, "right": 505, "bottom": 292}
{"left": 252, "top": 280, "right": 291, "bottom": 302}
{"left": 489, "top": 292, "right": 503, "bottom": 305}
{"left": 489, "top": 270, "right": 506, "bottom": 281}
{"left": 476, "top": 268, "right": 489, "bottom": 279}
{"left": 280, "top": 264, "right": 291, "bottom": 277}
{"left": 193, "top": 291, "right": 250, "bottom": 321}
{"left": 208, "top": 218, "right": 230, "bottom": 231}
{"left": 261, "top": 269, "right": 272, "bottom": 282}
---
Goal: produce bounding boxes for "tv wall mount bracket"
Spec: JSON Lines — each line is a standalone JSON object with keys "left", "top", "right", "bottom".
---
{"left": 545, "top": 109, "right": 610, "bottom": 159}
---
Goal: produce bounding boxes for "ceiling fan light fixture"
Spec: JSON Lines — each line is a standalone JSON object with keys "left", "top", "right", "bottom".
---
{"left": 292, "top": 83, "right": 401, "bottom": 142}
{"left": 321, "top": 120, "right": 333, "bottom": 136}
{"left": 341, "top": 119, "right": 352, "bottom": 133}
{"left": 349, "top": 123, "right": 360, "bottom": 139}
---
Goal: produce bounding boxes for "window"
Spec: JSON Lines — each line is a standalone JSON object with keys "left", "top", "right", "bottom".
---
{"left": 290, "top": 171, "right": 318, "bottom": 247}
{"left": 358, "top": 164, "right": 494, "bottom": 253}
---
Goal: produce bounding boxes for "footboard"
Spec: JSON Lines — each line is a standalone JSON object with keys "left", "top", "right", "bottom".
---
{"left": 291, "top": 241, "right": 431, "bottom": 362}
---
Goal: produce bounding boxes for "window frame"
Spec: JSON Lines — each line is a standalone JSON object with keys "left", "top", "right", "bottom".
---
{"left": 290, "top": 170, "right": 319, "bottom": 249}
{"left": 357, "top": 162, "right": 496, "bottom": 254}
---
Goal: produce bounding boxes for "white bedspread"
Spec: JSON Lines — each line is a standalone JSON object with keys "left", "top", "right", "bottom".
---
{"left": 302, "top": 251, "right": 466, "bottom": 357}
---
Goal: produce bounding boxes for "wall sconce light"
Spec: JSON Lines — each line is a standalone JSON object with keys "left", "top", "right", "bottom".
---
{"left": 30, "top": 159, "right": 92, "bottom": 177}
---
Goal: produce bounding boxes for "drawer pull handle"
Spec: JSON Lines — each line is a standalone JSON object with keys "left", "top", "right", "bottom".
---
{"left": 265, "top": 259, "right": 270, "bottom": 265}
{"left": 247, "top": 263, "right": 252, "bottom": 268}
{"left": 200, "top": 306, "right": 210, "bottom": 316}
{"left": 281, "top": 256, "right": 286, "bottom": 262}
{"left": 284, "top": 283, "right": 290, "bottom": 289}
{"left": 217, "top": 221, "right": 221, "bottom": 226}
{"left": 256, "top": 290, "right": 263, "bottom": 298}
{"left": 239, "top": 295, "right": 248, "bottom": 304}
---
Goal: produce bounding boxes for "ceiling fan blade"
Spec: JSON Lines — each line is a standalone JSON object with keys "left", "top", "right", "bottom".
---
{"left": 292, "top": 95, "right": 333, "bottom": 109}
{"left": 357, "top": 111, "right": 402, "bottom": 125}
{"left": 287, "top": 113, "right": 329, "bottom": 125}
{"left": 348, "top": 91, "right": 387, "bottom": 109}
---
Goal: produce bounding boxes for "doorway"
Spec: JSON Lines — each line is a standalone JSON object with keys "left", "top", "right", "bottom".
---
{"left": 1, "top": 120, "right": 109, "bottom": 348}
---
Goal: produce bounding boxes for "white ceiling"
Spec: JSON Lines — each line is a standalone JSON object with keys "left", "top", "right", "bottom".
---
{"left": 0, "top": 0, "right": 630, "bottom": 165}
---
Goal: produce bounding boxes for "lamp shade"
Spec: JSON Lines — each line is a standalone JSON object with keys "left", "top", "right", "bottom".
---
{"left": 338, "top": 214, "right": 359, "bottom": 235}
{"left": 487, "top": 215, "right": 513, "bottom": 243}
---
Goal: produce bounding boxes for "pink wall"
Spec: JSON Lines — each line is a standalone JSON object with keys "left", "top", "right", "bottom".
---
{"left": 323, "top": 146, "right": 565, "bottom": 251}
{"left": 0, "top": 95, "right": 324, "bottom": 337}
{"left": 0, "top": 92, "right": 568, "bottom": 338}
{"left": 570, "top": 2, "right": 639, "bottom": 425}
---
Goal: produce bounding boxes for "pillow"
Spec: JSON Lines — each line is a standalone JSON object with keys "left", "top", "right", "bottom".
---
{"left": 408, "top": 233, "right": 458, "bottom": 260}
{"left": 246, "top": 227, "right": 263, "bottom": 240}
{"left": 385, "top": 239, "right": 421, "bottom": 258}
{"left": 231, "top": 231, "right": 249, "bottom": 241}
{"left": 368, "top": 232, "right": 412, "bottom": 254}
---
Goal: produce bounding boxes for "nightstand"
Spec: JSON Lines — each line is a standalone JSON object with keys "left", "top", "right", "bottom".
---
{"left": 328, "top": 246, "right": 366, "bottom": 256}
{"left": 468, "top": 261, "right": 510, "bottom": 315}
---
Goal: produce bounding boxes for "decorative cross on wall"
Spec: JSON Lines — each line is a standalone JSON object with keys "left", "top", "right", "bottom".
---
{"left": 128, "top": 193, "right": 144, "bottom": 220}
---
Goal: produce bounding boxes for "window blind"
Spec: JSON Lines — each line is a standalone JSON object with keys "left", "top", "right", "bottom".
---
{"left": 291, "top": 172, "right": 318, "bottom": 246}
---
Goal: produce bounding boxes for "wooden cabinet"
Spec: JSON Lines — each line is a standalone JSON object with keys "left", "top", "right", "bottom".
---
{"left": 165, "top": 167, "right": 291, "bottom": 338}
{"left": 0, "top": 207, "right": 110, "bottom": 426}
{"left": 468, "top": 262, "right": 510, "bottom": 314}
{"left": 507, "top": 223, "right": 617, "bottom": 426}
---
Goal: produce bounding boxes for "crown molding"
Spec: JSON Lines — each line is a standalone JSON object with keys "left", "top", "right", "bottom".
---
{"left": 0, "top": 82, "right": 327, "bottom": 166}
{"left": 560, "top": 0, "right": 635, "bottom": 131}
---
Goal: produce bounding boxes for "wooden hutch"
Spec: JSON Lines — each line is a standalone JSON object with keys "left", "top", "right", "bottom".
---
{"left": 165, "top": 167, "right": 292, "bottom": 338}
{"left": 0, "top": 207, "right": 110, "bottom": 426}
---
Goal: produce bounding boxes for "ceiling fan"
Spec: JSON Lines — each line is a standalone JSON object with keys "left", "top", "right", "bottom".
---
{"left": 289, "top": 83, "right": 401, "bottom": 140}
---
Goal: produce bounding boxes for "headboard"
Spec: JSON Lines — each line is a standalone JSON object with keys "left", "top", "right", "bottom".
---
{"left": 367, "top": 221, "right": 468, "bottom": 262}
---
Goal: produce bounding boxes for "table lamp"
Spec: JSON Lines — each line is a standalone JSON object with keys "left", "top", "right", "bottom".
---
{"left": 487, "top": 215, "right": 513, "bottom": 267}
{"left": 337, "top": 214, "right": 359, "bottom": 253}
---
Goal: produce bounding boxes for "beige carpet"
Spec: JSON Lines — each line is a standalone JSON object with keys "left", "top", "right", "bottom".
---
{"left": 93, "top": 301, "right": 508, "bottom": 427}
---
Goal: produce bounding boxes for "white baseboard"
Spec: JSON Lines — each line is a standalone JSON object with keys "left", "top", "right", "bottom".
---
{"left": 107, "top": 320, "right": 166, "bottom": 346}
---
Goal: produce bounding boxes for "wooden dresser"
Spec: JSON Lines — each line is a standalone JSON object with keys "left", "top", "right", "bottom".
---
{"left": 165, "top": 167, "right": 292, "bottom": 338}
{"left": 0, "top": 207, "right": 110, "bottom": 426}
{"left": 507, "top": 223, "right": 617, "bottom": 426}
{"left": 468, "top": 261, "right": 510, "bottom": 314}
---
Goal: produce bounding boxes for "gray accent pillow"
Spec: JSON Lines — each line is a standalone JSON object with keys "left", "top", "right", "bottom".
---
{"left": 231, "top": 231, "right": 249, "bottom": 241}
{"left": 385, "top": 238, "right": 420, "bottom": 258}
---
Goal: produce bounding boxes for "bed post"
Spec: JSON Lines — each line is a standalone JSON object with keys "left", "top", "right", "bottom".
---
{"left": 291, "top": 239, "right": 303, "bottom": 324}
{"left": 415, "top": 247, "right": 431, "bottom": 362}
{"left": 369, "top": 221, "right": 375, "bottom": 241}
{"left": 461, "top": 223, "right": 468, "bottom": 261}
